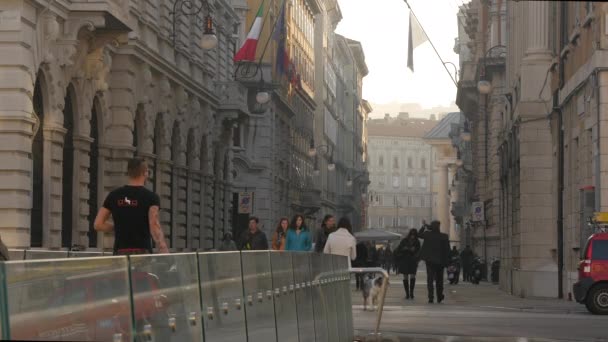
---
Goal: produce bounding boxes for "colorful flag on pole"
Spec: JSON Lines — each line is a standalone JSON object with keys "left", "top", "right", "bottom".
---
{"left": 407, "top": 12, "right": 428, "bottom": 72}
{"left": 233, "top": 2, "right": 265, "bottom": 62}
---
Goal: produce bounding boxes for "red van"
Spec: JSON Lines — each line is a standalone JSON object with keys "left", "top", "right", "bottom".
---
{"left": 573, "top": 232, "right": 608, "bottom": 315}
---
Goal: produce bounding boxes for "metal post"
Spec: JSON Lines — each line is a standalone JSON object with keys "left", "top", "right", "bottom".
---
{"left": 350, "top": 267, "right": 390, "bottom": 337}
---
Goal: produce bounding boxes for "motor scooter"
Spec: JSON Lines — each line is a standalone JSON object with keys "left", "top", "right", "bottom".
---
{"left": 471, "top": 256, "right": 483, "bottom": 284}
{"left": 447, "top": 255, "right": 460, "bottom": 285}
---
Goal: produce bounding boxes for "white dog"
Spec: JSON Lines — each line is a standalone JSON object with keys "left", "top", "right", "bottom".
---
{"left": 362, "top": 275, "right": 385, "bottom": 311}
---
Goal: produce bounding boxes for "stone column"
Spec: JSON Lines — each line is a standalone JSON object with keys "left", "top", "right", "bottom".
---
{"left": 438, "top": 161, "right": 449, "bottom": 235}
{"left": 73, "top": 135, "right": 94, "bottom": 247}
{"left": 44, "top": 124, "right": 67, "bottom": 248}
{"left": 525, "top": 1, "right": 551, "bottom": 59}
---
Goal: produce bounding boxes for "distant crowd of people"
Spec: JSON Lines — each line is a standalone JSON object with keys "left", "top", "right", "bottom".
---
{"left": 219, "top": 214, "right": 358, "bottom": 262}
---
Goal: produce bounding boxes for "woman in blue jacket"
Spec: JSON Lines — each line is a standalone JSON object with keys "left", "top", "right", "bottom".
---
{"left": 285, "top": 214, "right": 312, "bottom": 251}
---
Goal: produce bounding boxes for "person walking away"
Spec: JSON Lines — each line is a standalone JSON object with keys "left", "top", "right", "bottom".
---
{"left": 285, "top": 214, "right": 312, "bottom": 251}
{"left": 460, "top": 245, "right": 474, "bottom": 282}
{"left": 418, "top": 220, "right": 450, "bottom": 303}
{"left": 323, "top": 217, "right": 357, "bottom": 265}
{"left": 314, "top": 214, "right": 336, "bottom": 252}
{"left": 395, "top": 228, "right": 421, "bottom": 299}
{"left": 237, "top": 217, "right": 269, "bottom": 250}
{"left": 219, "top": 232, "right": 237, "bottom": 251}
{"left": 272, "top": 217, "right": 289, "bottom": 250}
{"left": 367, "top": 242, "right": 379, "bottom": 267}
{"left": 377, "top": 246, "right": 386, "bottom": 270}
{"left": 353, "top": 242, "right": 369, "bottom": 290}
{"left": 94, "top": 158, "right": 169, "bottom": 255}
{"left": 384, "top": 245, "right": 394, "bottom": 272}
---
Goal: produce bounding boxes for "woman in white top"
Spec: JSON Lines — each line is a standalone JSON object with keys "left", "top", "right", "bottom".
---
{"left": 323, "top": 217, "right": 357, "bottom": 264}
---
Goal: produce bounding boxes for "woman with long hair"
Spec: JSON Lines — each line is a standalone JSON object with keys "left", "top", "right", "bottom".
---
{"left": 272, "top": 217, "right": 290, "bottom": 250}
{"left": 395, "top": 228, "right": 421, "bottom": 299}
{"left": 323, "top": 217, "right": 357, "bottom": 264}
{"left": 285, "top": 214, "right": 312, "bottom": 251}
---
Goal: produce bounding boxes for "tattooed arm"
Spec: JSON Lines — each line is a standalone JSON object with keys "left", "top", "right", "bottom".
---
{"left": 149, "top": 205, "right": 169, "bottom": 253}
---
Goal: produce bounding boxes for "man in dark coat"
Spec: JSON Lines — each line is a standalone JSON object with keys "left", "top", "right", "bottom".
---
{"left": 238, "top": 217, "right": 269, "bottom": 250}
{"left": 460, "top": 245, "right": 474, "bottom": 282}
{"left": 314, "top": 215, "right": 336, "bottom": 252}
{"left": 418, "top": 220, "right": 450, "bottom": 303}
{"left": 353, "top": 242, "right": 369, "bottom": 290}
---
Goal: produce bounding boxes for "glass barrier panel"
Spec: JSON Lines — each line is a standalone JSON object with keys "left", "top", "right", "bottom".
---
{"left": 269, "top": 252, "right": 298, "bottom": 342}
{"left": 68, "top": 251, "right": 104, "bottom": 258}
{"left": 291, "top": 252, "right": 315, "bottom": 342}
{"left": 240, "top": 251, "right": 277, "bottom": 342}
{"left": 198, "top": 252, "right": 247, "bottom": 342}
{"left": 4, "top": 256, "right": 133, "bottom": 341}
{"left": 332, "top": 255, "right": 350, "bottom": 342}
{"left": 129, "top": 253, "right": 202, "bottom": 342}
{"left": 24, "top": 250, "right": 68, "bottom": 260}
{"left": 309, "top": 253, "right": 329, "bottom": 342}
{"left": 339, "top": 256, "right": 354, "bottom": 340}
{"left": 7, "top": 249, "right": 24, "bottom": 261}
{"left": 321, "top": 254, "right": 339, "bottom": 342}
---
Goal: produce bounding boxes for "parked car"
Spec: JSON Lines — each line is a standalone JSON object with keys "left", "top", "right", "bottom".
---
{"left": 573, "top": 232, "right": 608, "bottom": 315}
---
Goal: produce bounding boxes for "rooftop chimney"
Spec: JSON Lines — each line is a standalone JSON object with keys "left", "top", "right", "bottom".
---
{"left": 384, "top": 113, "right": 391, "bottom": 121}
{"left": 398, "top": 112, "right": 409, "bottom": 120}
{"left": 430, "top": 114, "right": 437, "bottom": 121}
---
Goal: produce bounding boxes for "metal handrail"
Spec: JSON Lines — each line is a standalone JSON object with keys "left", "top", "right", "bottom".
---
{"left": 349, "top": 267, "right": 389, "bottom": 336}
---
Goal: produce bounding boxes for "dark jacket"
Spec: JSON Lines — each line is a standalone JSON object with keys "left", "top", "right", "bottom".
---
{"left": 418, "top": 225, "right": 450, "bottom": 266}
{"left": 314, "top": 226, "right": 334, "bottom": 252}
{"left": 353, "top": 242, "right": 368, "bottom": 267}
{"left": 395, "top": 237, "right": 420, "bottom": 274}
{"left": 238, "top": 229, "right": 269, "bottom": 250}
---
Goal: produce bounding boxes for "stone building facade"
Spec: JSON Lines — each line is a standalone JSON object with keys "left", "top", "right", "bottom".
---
{"left": 231, "top": 0, "right": 369, "bottom": 236}
{"left": 548, "top": 2, "right": 608, "bottom": 298}
{"left": 367, "top": 114, "right": 436, "bottom": 236}
{"left": 0, "top": 0, "right": 249, "bottom": 250}
{"left": 455, "top": 0, "right": 608, "bottom": 298}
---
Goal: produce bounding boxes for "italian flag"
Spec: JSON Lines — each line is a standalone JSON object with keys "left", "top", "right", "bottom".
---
{"left": 233, "top": 2, "right": 264, "bottom": 62}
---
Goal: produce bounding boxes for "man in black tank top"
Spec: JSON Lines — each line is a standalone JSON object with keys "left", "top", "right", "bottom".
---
{"left": 94, "top": 158, "right": 169, "bottom": 255}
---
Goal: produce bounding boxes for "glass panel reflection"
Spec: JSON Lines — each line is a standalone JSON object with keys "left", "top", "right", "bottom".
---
{"left": 321, "top": 254, "right": 339, "bottom": 342}
{"left": 240, "top": 251, "right": 277, "bottom": 342}
{"left": 199, "top": 252, "right": 247, "bottom": 342}
{"left": 269, "top": 252, "right": 299, "bottom": 342}
{"left": 5, "top": 257, "right": 132, "bottom": 341}
{"left": 292, "top": 252, "right": 316, "bottom": 342}
{"left": 25, "top": 250, "right": 68, "bottom": 260}
{"left": 129, "top": 253, "right": 202, "bottom": 342}
{"left": 310, "top": 253, "right": 329, "bottom": 342}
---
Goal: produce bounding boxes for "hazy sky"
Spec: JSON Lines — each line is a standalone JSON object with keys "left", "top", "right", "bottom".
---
{"left": 336, "top": 0, "right": 465, "bottom": 108}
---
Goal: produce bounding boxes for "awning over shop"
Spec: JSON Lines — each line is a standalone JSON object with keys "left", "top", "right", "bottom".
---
{"left": 354, "top": 229, "right": 402, "bottom": 242}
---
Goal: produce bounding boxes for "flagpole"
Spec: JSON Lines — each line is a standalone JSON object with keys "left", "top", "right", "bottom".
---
{"left": 258, "top": 0, "right": 286, "bottom": 63}
{"left": 403, "top": 0, "right": 458, "bottom": 87}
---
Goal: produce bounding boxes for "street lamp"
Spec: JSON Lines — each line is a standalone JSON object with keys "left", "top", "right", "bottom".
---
{"left": 170, "top": 0, "right": 218, "bottom": 50}
{"left": 455, "top": 151, "right": 464, "bottom": 167}
{"left": 460, "top": 121, "right": 472, "bottom": 142}
{"left": 308, "top": 140, "right": 335, "bottom": 171}
{"left": 477, "top": 45, "right": 506, "bottom": 95}
{"left": 346, "top": 170, "right": 369, "bottom": 187}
